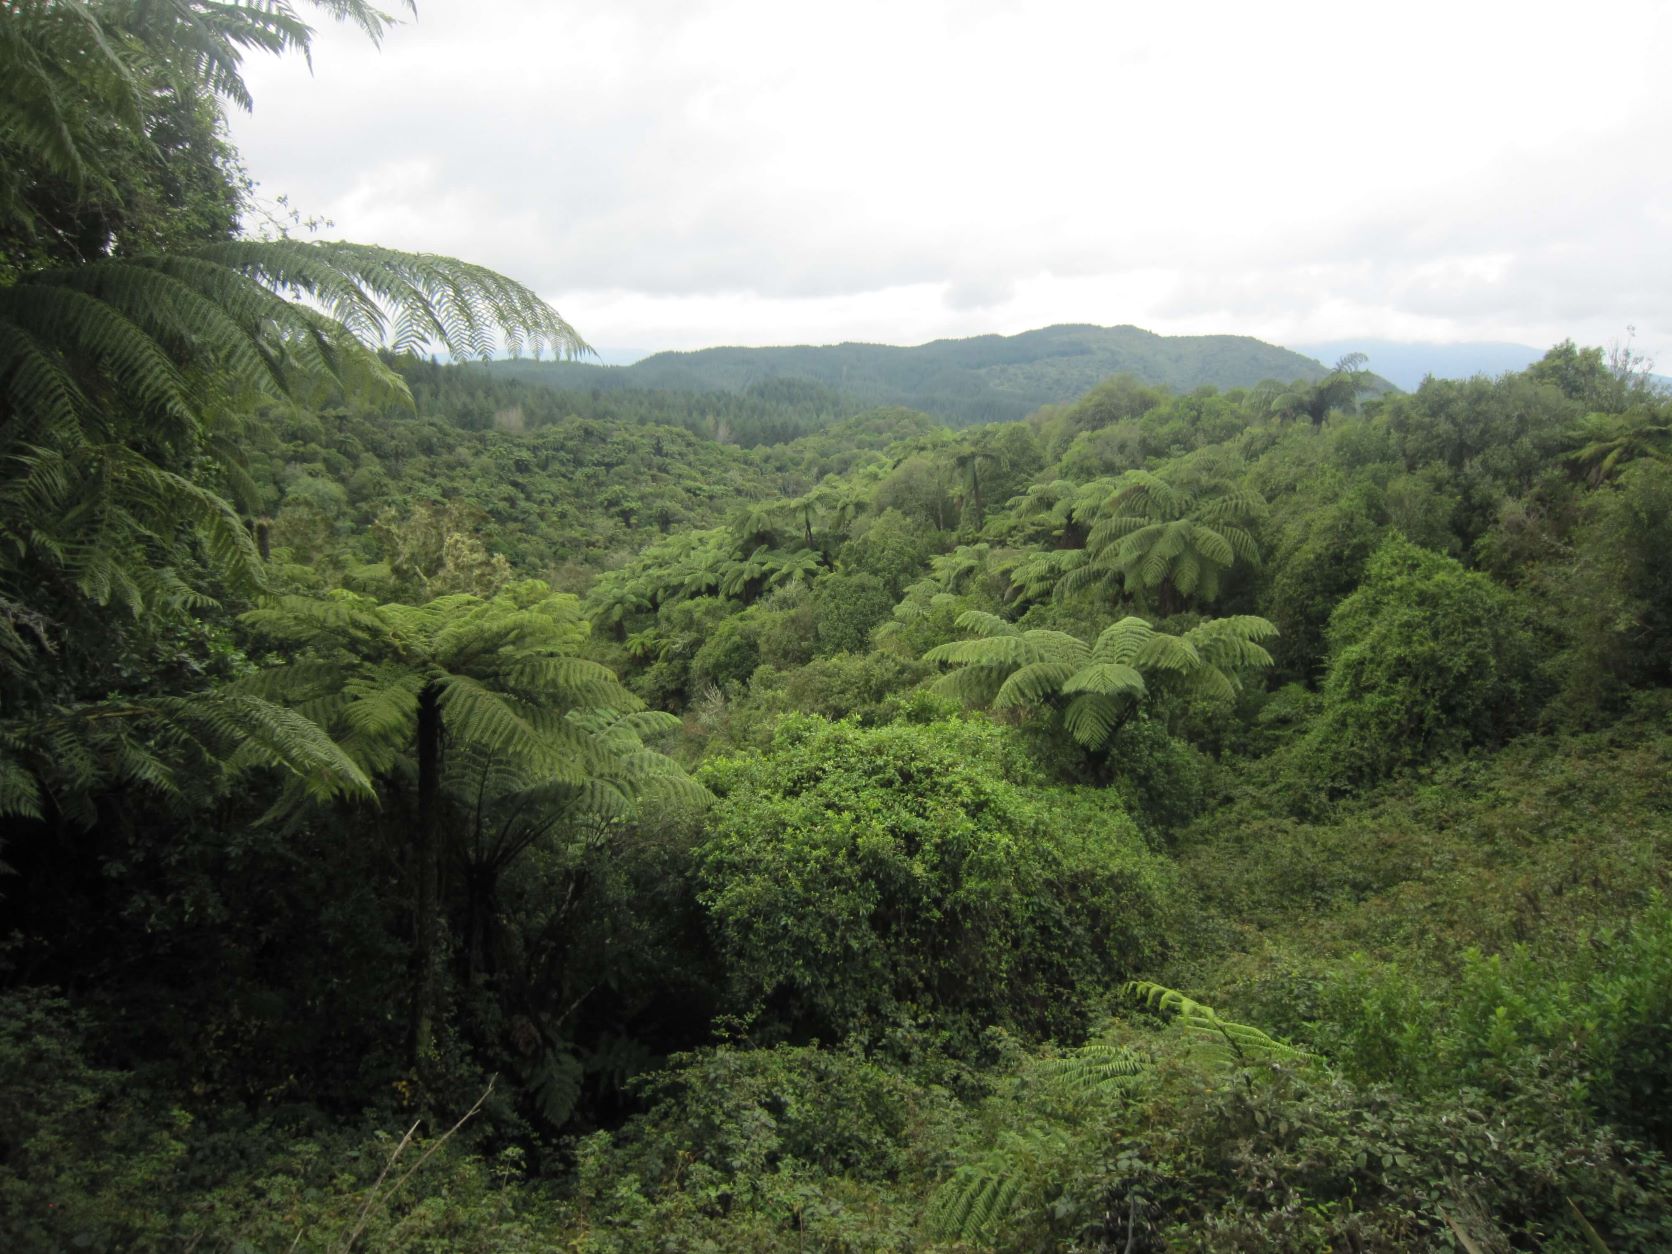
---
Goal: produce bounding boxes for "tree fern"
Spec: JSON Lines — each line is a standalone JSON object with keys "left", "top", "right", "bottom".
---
{"left": 925, "top": 1126, "right": 1069, "bottom": 1245}
{"left": 241, "top": 580, "right": 702, "bottom": 1063}
{"left": 925, "top": 611, "right": 1276, "bottom": 748}
{"left": 0, "top": 1, "right": 593, "bottom": 815}
{"left": 1042, "top": 469, "right": 1267, "bottom": 613}
{"left": 926, "top": 543, "right": 996, "bottom": 593}
{"left": 1562, "top": 410, "right": 1672, "bottom": 485}
{"left": 1124, "top": 980, "right": 1311, "bottom": 1065}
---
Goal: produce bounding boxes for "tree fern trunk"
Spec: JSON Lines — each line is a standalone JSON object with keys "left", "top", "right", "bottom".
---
{"left": 411, "top": 682, "right": 443, "bottom": 1067}
{"left": 463, "top": 862, "right": 498, "bottom": 983}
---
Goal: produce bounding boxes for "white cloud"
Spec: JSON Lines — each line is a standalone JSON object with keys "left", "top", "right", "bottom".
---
{"left": 230, "top": 0, "right": 1672, "bottom": 360}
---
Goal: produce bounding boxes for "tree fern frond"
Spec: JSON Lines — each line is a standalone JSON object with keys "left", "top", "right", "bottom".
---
{"left": 1223, "top": 524, "right": 1262, "bottom": 566}
{"left": 434, "top": 675, "right": 546, "bottom": 759}
{"left": 1181, "top": 618, "right": 1278, "bottom": 690}
{"left": 1188, "top": 522, "right": 1235, "bottom": 568}
{"left": 1110, "top": 470, "right": 1188, "bottom": 519}
{"left": 0, "top": 0, "right": 142, "bottom": 190}
{"left": 1059, "top": 662, "right": 1146, "bottom": 700}
{"left": 1086, "top": 513, "right": 1152, "bottom": 551}
{"left": 496, "top": 656, "right": 628, "bottom": 706}
{"left": 1196, "top": 488, "right": 1269, "bottom": 524}
{"left": 1034, "top": 1042, "right": 1148, "bottom": 1097}
{"left": 1009, "top": 548, "right": 1084, "bottom": 600}
{"left": 189, "top": 691, "right": 374, "bottom": 800}
{"left": 994, "top": 661, "right": 1081, "bottom": 709}
{"left": 1131, "top": 632, "right": 1200, "bottom": 674}
{"left": 340, "top": 666, "right": 425, "bottom": 745}
{"left": 1063, "top": 692, "right": 1127, "bottom": 747}
{"left": 930, "top": 665, "right": 1009, "bottom": 709}
{"left": 1087, "top": 617, "right": 1158, "bottom": 666}
{"left": 1053, "top": 557, "right": 1115, "bottom": 600}
{"left": 1124, "top": 980, "right": 1311, "bottom": 1065}
{"left": 951, "top": 609, "right": 1019, "bottom": 638}
{"left": 193, "top": 238, "right": 589, "bottom": 361}
{"left": 0, "top": 746, "right": 45, "bottom": 820}
{"left": 924, "top": 1126, "right": 1067, "bottom": 1244}
{"left": 0, "top": 281, "right": 193, "bottom": 430}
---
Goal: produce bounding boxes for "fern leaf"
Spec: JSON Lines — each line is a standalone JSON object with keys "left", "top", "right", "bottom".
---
{"left": 1035, "top": 1042, "right": 1148, "bottom": 1096}
{"left": 1060, "top": 662, "right": 1147, "bottom": 699}
{"left": 1063, "top": 693, "right": 1127, "bottom": 747}
{"left": 1123, "top": 980, "right": 1310, "bottom": 1065}
{"left": 993, "top": 661, "right": 1079, "bottom": 709}
{"left": 951, "top": 609, "right": 1020, "bottom": 638}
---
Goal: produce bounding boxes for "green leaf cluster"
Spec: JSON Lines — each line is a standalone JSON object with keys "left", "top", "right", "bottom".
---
{"left": 695, "top": 716, "right": 1179, "bottom": 1045}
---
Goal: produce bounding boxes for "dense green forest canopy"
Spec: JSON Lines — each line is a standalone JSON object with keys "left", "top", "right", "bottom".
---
{"left": 478, "top": 322, "right": 1392, "bottom": 429}
{"left": 3, "top": 4, "right": 1672, "bottom": 1251}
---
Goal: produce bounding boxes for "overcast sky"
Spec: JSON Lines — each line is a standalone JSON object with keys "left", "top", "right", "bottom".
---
{"left": 231, "top": 0, "right": 1672, "bottom": 362}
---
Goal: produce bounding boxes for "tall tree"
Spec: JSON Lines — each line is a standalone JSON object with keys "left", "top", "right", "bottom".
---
{"left": 238, "top": 580, "right": 678, "bottom": 1064}
{"left": 0, "top": 1, "right": 589, "bottom": 810}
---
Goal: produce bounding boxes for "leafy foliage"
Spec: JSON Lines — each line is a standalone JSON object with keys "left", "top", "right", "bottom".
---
{"left": 927, "top": 609, "right": 1276, "bottom": 748}
{"left": 1306, "top": 534, "right": 1541, "bottom": 787}
{"left": 696, "top": 716, "right": 1178, "bottom": 1044}
{"left": 1055, "top": 467, "right": 1268, "bottom": 612}
{"left": 4, "top": 15, "right": 1672, "bottom": 1239}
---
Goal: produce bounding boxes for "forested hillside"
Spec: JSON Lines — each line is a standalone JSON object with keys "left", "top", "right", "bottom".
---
{"left": 481, "top": 323, "right": 1377, "bottom": 427}
{"left": 5, "top": 5, "right": 1672, "bottom": 1253}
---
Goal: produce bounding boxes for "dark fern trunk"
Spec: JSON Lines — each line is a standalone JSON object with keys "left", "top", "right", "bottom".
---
{"left": 410, "top": 681, "right": 443, "bottom": 1068}
{"left": 463, "top": 861, "right": 499, "bottom": 984}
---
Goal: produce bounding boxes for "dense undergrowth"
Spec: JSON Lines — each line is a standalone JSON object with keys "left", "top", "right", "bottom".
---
{"left": 5, "top": 8, "right": 1672, "bottom": 1249}
{"left": 8, "top": 335, "right": 1671, "bottom": 1250}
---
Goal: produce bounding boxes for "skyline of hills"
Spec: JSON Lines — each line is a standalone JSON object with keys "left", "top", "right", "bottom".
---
{"left": 482, "top": 324, "right": 1378, "bottom": 427}
{"left": 572, "top": 331, "right": 1663, "bottom": 396}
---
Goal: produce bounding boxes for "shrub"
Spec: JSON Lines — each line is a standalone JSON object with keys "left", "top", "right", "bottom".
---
{"left": 1307, "top": 534, "right": 1541, "bottom": 786}
{"left": 691, "top": 615, "right": 761, "bottom": 691}
{"left": 565, "top": 1044, "right": 930, "bottom": 1251}
{"left": 696, "top": 717, "right": 1179, "bottom": 1046}
{"left": 813, "top": 573, "right": 895, "bottom": 656}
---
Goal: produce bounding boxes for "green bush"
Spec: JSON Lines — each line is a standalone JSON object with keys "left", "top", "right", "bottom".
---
{"left": 691, "top": 614, "right": 761, "bottom": 692}
{"left": 696, "top": 717, "right": 1179, "bottom": 1046}
{"left": 813, "top": 572, "right": 895, "bottom": 655}
{"left": 1308, "top": 533, "right": 1541, "bottom": 786}
{"left": 836, "top": 508, "right": 937, "bottom": 597}
{"left": 1088, "top": 714, "right": 1209, "bottom": 836}
{"left": 780, "top": 650, "right": 927, "bottom": 724}
{"left": 564, "top": 1044, "right": 932, "bottom": 1252}
{"left": 1311, "top": 897, "right": 1672, "bottom": 1153}
{"left": 0, "top": 992, "right": 562, "bottom": 1252}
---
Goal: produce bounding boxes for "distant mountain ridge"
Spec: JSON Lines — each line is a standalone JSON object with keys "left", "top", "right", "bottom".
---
{"left": 483, "top": 324, "right": 1357, "bottom": 426}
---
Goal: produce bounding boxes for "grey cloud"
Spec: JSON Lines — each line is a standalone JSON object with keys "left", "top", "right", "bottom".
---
{"left": 942, "top": 276, "right": 1018, "bottom": 311}
{"left": 230, "top": 1, "right": 1672, "bottom": 352}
